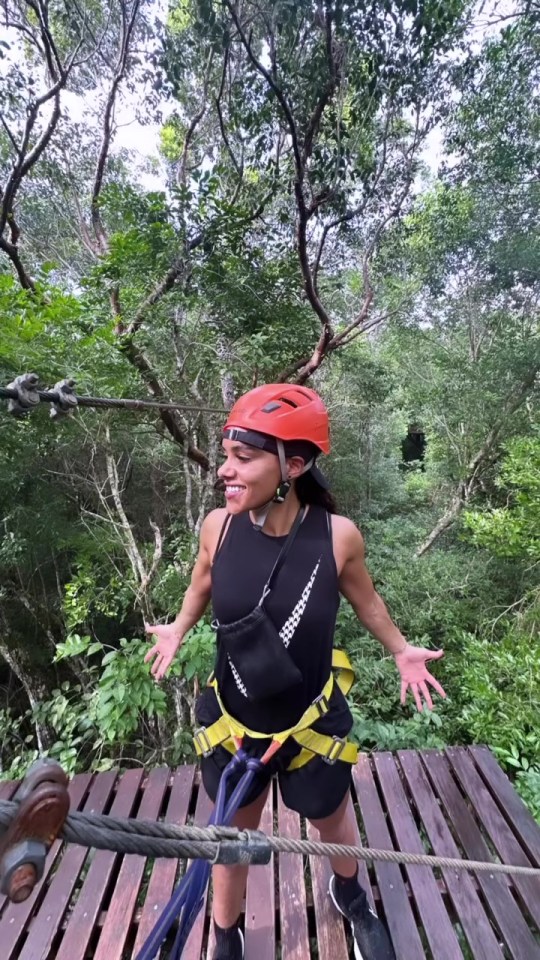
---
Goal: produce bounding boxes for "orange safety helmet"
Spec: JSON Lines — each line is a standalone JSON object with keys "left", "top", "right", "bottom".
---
{"left": 223, "top": 384, "right": 330, "bottom": 454}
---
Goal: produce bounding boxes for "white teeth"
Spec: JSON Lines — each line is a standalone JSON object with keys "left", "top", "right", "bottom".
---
{"left": 226, "top": 486, "right": 244, "bottom": 492}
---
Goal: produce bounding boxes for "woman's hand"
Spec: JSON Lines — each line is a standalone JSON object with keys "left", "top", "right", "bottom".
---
{"left": 394, "top": 644, "right": 446, "bottom": 712}
{"left": 144, "top": 622, "right": 183, "bottom": 682}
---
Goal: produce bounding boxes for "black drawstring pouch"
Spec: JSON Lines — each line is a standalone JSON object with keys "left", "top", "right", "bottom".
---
{"left": 213, "top": 508, "right": 306, "bottom": 701}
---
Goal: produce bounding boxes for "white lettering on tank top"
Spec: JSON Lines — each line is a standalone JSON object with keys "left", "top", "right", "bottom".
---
{"left": 279, "top": 557, "right": 321, "bottom": 648}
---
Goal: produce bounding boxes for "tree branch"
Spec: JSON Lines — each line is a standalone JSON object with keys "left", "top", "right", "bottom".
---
{"left": 118, "top": 338, "right": 210, "bottom": 470}
{"left": 0, "top": 1, "right": 85, "bottom": 281}
{"left": 215, "top": 46, "right": 242, "bottom": 175}
{"left": 124, "top": 233, "right": 204, "bottom": 337}
{"left": 178, "top": 49, "right": 214, "bottom": 187}
{"left": 225, "top": 1, "right": 302, "bottom": 170}
{"left": 0, "top": 236, "right": 36, "bottom": 290}
{"left": 91, "top": 0, "right": 141, "bottom": 252}
{"left": 0, "top": 116, "right": 19, "bottom": 153}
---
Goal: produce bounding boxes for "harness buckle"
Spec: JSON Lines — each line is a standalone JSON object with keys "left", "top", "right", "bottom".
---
{"left": 194, "top": 727, "right": 214, "bottom": 758}
{"left": 323, "top": 735, "right": 347, "bottom": 765}
{"left": 313, "top": 693, "right": 330, "bottom": 717}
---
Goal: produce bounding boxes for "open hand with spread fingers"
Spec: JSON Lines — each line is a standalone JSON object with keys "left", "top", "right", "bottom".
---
{"left": 144, "top": 622, "right": 183, "bottom": 682}
{"left": 394, "top": 644, "right": 446, "bottom": 712}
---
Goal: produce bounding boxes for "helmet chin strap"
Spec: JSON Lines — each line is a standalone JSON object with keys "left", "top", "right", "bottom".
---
{"left": 251, "top": 440, "right": 314, "bottom": 531}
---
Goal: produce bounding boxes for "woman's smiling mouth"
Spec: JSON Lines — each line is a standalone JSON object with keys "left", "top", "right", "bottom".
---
{"left": 225, "top": 485, "right": 246, "bottom": 499}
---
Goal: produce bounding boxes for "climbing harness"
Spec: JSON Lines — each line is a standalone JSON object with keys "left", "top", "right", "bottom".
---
{"left": 194, "top": 648, "right": 358, "bottom": 771}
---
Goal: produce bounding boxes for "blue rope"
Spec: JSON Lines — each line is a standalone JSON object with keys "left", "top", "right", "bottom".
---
{"left": 135, "top": 750, "right": 265, "bottom": 960}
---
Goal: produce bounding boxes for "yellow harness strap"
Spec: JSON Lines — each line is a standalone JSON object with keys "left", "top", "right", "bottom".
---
{"left": 331, "top": 647, "right": 355, "bottom": 696}
{"left": 193, "top": 648, "right": 358, "bottom": 771}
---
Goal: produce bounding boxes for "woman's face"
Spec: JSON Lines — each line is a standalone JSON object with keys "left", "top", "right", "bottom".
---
{"left": 217, "top": 440, "right": 282, "bottom": 514}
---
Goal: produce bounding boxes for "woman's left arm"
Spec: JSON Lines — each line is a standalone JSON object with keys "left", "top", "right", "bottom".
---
{"left": 335, "top": 516, "right": 446, "bottom": 712}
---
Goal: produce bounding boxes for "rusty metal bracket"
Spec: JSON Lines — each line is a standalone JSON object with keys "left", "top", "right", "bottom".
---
{"left": 0, "top": 758, "right": 70, "bottom": 902}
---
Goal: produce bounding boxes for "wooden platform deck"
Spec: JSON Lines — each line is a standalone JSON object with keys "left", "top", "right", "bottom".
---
{"left": 0, "top": 746, "right": 539, "bottom": 959}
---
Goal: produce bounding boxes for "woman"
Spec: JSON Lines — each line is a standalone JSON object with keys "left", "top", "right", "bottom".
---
{"left": 145, "top": 384, "right": 445, "bottom": 960}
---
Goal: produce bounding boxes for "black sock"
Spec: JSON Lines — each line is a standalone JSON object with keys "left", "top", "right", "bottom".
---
{"left": 334, "top": 867, "right": 363, "bottom": 910}
{"left": 213, "top": 920, "right": 243, "bottom": 959}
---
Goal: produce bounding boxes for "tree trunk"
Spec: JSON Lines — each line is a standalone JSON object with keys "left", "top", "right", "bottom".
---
{"left": 0, "top": 641, "right": 55, "bottom": 751}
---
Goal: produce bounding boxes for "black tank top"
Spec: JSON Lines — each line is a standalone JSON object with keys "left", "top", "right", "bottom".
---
{"left": 211, "top": 505, "right": 340, "bottom": 732}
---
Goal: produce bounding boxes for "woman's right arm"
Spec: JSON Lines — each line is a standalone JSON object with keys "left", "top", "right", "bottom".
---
{"left": 144, "top": 508, "right": 227, "bottom": 681}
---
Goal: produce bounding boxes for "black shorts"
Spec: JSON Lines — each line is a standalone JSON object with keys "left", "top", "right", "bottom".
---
{"left": 195, "top": 685, "right": 354, "bottom": 821}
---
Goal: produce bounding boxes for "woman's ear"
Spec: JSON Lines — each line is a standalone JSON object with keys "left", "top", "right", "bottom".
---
{"left": 286, "top": 455, "right": 307, "bottom": 480}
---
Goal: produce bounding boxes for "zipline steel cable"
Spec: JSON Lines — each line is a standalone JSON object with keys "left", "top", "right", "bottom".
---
{"left": 0, "top": 798, "right": 538, "bottom": 879}
{"left": 0, "top": 381, "right": 228, "bottom": 416}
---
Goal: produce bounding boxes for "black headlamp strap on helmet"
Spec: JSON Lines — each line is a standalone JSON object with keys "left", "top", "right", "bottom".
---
{"left": 223, "top": 427, "right": 275, "bottom": 452}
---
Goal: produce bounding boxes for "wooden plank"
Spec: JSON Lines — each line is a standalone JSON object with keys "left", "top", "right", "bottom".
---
{"left": 182, "top": 785, "right": 214, "bottom": 960}
{"left": 374, "top": 752, "right": 463, "bottom": 960}
{"left": 92, "top": 766, "right": 170, "bottom": 960}
{"left": 132, "top": 765, "right": 196, "bottom": 957}
{"left": 398, "top": 750, "right": 505, "bottom": 960}
{"left": 16, "top": 771, "right": 118, "bottom": 960}
{"left": 307, "top": 806, "right": 350, "bottom": 960}
{"left": 352, "top": 755, "right": 426, "bottom": 960}
{"left": 277, "top": 794, "right": 310, "bottom": 960}
{"left": 446, "top": 747, "right": 540, "bottom": 930}
{"left": 244, "top": 790, "right": 275, "bottom": 960}
{"left": 421, "top": 749, "right": 540, "bottom": 960}
{"left": 56, "top": 767, "right": 145, "bottom": 960}
{"left": 0, "top": 773, "right": 92, "bottom": 960}
{"left": 342, "top": 780, "right": 375, "bottom": 912}
{"left": 470, "top": 745, "right": 540, "bottom": 865}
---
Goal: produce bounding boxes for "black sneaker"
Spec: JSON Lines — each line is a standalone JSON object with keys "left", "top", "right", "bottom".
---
{"left": 329, "top": 876, "right": 396, "bottom": 960}
{"left": 212, "top": 928, "right": 244, "bottom": 960}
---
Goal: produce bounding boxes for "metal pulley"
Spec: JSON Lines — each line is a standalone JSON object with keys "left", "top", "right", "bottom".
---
{"left": 5, "top": 373, "right": 40, "bottom": 417}
{"left": 50, "top": 378, "right": 78, "bottom": 419}
{"left": 0, "top": 758, "right": 70, "bottom": 903}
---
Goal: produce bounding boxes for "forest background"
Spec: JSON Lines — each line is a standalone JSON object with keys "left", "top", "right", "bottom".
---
{"left": 0, "top": 0, "right": 539, "bottom": 818}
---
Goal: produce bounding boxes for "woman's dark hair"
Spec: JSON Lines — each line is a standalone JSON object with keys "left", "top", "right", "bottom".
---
{"left": 284, "top": 440, "right": 337, "bottom": 513}
{"left": 295, "top": 470, "right": 337, "bottom": 513}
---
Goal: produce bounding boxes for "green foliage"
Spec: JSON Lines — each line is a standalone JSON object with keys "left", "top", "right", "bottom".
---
{"left": 0, "top": 682, "right": 95, "bottom": 780}
{"left": 34, "top": 683, "right": 96, "bottom": 773}
{"left": 454, "top": 629, "right": 540, "bottom": 770}
{"left": 360, "top": 520, "right": 518, "bottom": 645}
{"left": 350, "top": 707, "right": 446, "bottom": 753}
{"left": 55, "top": 634, "right": 168, "bottom": 743}
{"left": 515, "top": 768, "right": 540, "bottom": 822}
{"left": 63, "top": 562, "right": 135, "bottom": 630}
{"left": 177, "top": 622, "right": 215, "bottom": 683}
{"left": 94, "top": 638, "right": 168, "bottom": 742}
{"left": 464, "top": 436, "right": 540, "bottom": 559}
{"left": 337, "top": 604, "right": 453, "bottom": 751}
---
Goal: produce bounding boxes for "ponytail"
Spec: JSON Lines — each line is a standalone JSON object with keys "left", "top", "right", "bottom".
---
{"left": 295, "top": 471, "right": 337, "bottom": 513}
